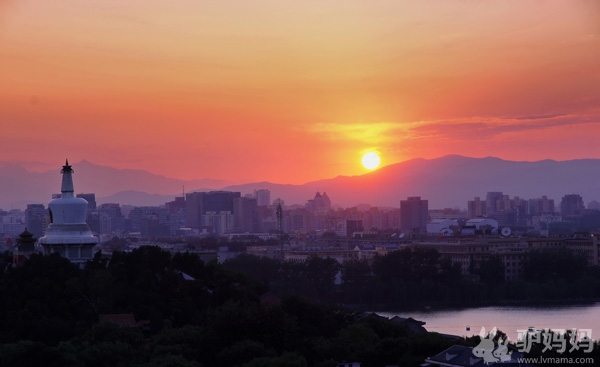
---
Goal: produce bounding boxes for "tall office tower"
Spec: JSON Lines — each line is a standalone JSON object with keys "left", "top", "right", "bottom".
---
{"left": 511, "top": 195, "right": 527, "bottom": 211}
{"left": 467, "top": 197, "right": 487, "bottom": 218}
{"left": 76, "top": 193, "right": 96, "bottom": 210}
{"left": 284, "top": 207, "right": 312, "bottom": 233}
{"left": 141, "top": 211, "right": 171, "bottom": 237}
{"left": 499, "top": 195, "right": 511, "bottom": 212}
{"left": 128, "top": 206, "right": 168, "bottom": 236}
{"left": 0, "top": 209, "right": 26, "bottom": 238}
{"left": 254, "top": 189, "right": 271, "bottom": 207}
{"left": 25, "top": 203, "right": 48, "bottom": 238}
{"left": 307, "top": 192, "right": 332, "bottom": 212}
{"left": 400, "top": 196, "right": 429, "bottom": 234}
{"left": 528, "top": 196, "right": 555, "bottom": 215}
{"left": 362, "top": 207, "right": 383, "bottom": 230}
{"left": 203, "top": 211, "right": 234, "bottom": 235}
{"left": 542, "top": 196, "right": 555, "bottom": 214}
{"left": 185, "top": 192, "right": 205, "bottom": 229}
{"left": 486, "top": 191, "right": 504, "bottom": 214}
{"left": 203, "top": 191, "right": 241, "bottom": 214}
{"left": 560, "top": 194, "right": 585, "bottom": 219}
{"left": 164, "top": 197, "right": 186, "bottom": 235}
{"left": 39, "top": 160, "right": 99, "bottom": 264}
{"left": 255, "top": 205, "right": 275, "bottom": 232}
{"left": 77, "top": 193, "right": 98, "bottom": 234}
{"left": 185, "top": 191, "right": 241, "bottom": 229}
{"left": 97, "top": 203, "right": 124, "bottom": 235}
{"left": 165, "top": 197, "right": 186, "bottom": 214}
{"left": 233, "top": 197, "right": 258, "bottom": 233}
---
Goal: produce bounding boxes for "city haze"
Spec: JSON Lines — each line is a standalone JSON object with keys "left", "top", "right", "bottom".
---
{"left": 1, "top": 155, "right": 599, "bottom": 210}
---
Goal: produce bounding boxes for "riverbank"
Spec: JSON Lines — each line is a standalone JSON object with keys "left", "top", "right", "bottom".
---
{"left": 371, "top": 302, "right": 600, "bottom": 342}
{"left": 344, "top": 296, "right": 600, "bottom": 313}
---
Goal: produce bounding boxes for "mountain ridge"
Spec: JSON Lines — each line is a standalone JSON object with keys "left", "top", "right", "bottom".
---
{"left": 1, "top": 155, "right": 599, "bottom": 210}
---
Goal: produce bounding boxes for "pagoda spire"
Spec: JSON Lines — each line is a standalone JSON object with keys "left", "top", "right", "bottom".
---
{"left": 60, "top": 159, "right": 75, "bottom": 197}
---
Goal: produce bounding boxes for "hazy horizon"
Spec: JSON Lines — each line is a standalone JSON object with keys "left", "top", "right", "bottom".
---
{"left": 2, "top": 154, "right": 600, "bottom": 212}
{"left": 2, "top": 153, "right": 599, "bottom": 185}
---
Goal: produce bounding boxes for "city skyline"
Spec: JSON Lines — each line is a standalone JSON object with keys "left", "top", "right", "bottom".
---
{"left": 2, "top": 154, "right": 600, "bottom": 211}
{"left": 1, "top": 1, "right": 599, "bottom": 184}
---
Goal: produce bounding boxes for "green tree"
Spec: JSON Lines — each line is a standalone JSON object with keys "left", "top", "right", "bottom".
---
{"left": 340, "top": 258, "right": 372, "bottom": 303}
{"left": 523, "top": 248, "right": 588, "bottom": 283}
{"left": 304, "top": 256, "right": 341, "bottom": 300}
{"left": 475, "top": 255, "right": 505, "bottom": 285}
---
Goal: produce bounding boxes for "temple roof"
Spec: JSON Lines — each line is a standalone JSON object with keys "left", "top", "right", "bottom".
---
{"left": 19, "top": 228, "right": 34, "bottom": 238}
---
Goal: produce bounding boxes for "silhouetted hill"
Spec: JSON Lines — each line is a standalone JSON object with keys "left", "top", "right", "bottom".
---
{"left": 2, "top": 155, "right": 599, "bottom": 210}
{"left": 0, "top": 160, "right": 225, "bottom": 209}
{"left": 224, "top": 155, "right": 600, "bottom": 209}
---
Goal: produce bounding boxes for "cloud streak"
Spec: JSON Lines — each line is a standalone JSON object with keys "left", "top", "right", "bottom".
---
{"left": 307, "top": 113, "right": 600, "bottom": 146}
{"left": 410, "top": 114, "right": 600, "bottom": 141}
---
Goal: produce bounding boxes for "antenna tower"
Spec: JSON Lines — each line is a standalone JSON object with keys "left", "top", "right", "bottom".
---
{"left": 276, "top": 203, "right": 283, "bottom": 259}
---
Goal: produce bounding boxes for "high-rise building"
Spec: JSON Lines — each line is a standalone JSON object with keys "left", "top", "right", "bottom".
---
{"left": 203, "top": 191, "right": 241, "bottom": 214}
{"left": 38, "top": 160, "right": 99, "bottom": 264}
{"left": 0, "top": 209, "right": 26, "bottom": 238}
{"left": 185, "top": 192, "right": 205, "bottom": 229}
{"left": 25, "top": 204, "right": 48, "bottom": 238}
{"left": 254, "top": 189, "right": 271, "bottom": 207}
{"left": 486, "top": 192, "right": 504, "bottom": 215}
{"left": 561, "top": 194, "right": 585, "bottom": 219}
{"left": 128, "top": 206, "right": 168, "bottom": 237}
{"left": 97, "top": 203, "right": 124, "bottom": 235}
{"left": 233, "top": 197, "right": 258, "bottom": 233}
{"left": 284, "top": 207, "right": 312, "bottom": 233}
{"left": 307, "top": 192, "right": 332, "bottom": 212}
{"left": 76, "top": 193, "right": 96, "bottom": 210}
{"left": 185, "top": 191, "right": 241, "bottom": 230}
{"left": 467, "top": 197, "right": 487, "bottom": 218}
{"left": 165, "top": 197, "right": 186, "bottom": 214}
{"left": 203, "top": 211, "right": 234, "bottom": 235}
{"left": 400, "top": 196, "right": 429, "bottom": 234}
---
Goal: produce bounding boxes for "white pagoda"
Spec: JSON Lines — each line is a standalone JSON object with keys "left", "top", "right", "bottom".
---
{"left": 39, "top": 160, "right": 99, "bottom": 264}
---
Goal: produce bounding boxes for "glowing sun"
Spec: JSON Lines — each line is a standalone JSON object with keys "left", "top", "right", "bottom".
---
{"left": 361, "top": 151, "right": 381, "bottom": 170}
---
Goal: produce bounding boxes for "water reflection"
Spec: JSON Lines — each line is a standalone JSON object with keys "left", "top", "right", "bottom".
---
{"left": 376, "top": 302, "right": 600, "bottom": 342}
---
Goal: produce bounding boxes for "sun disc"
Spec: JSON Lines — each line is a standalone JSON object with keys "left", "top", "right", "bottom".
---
{"left": 362, "top": 152, "right": 381, "bottom": 170}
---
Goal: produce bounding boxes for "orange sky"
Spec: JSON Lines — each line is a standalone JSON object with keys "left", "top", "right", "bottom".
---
{"left": 1, "top": 0, "right": 599, "bottom": 184}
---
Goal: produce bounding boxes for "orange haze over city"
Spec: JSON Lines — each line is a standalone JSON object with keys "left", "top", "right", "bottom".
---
{"left": 1, "top": 0, "right": 599, "bottom": 184}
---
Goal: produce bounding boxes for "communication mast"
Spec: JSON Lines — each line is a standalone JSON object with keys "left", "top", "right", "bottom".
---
{"left": 276, "top": 203, "right": 283, "bottom": 259}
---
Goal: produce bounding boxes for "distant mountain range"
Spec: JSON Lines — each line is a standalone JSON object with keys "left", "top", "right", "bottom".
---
{"left": 1, "top": 155, "right": 598, "bottom": 210}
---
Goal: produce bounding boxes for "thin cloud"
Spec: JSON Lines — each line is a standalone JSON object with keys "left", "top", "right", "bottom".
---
{"left": 304, "top": 122, "right": 408, "bottom": 144}
{"left": 506, "top": 113, "right": 568, "bottom": 120}
{"left": 410, "top": 114, "right": 600, "bottom": 141}
{"left": 305, "top": 113, "right": 600, "bottom": 146}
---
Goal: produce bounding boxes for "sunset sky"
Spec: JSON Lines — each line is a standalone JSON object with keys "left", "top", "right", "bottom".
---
{"left": 1, "top": 0, "right": 599, "bottom": 184}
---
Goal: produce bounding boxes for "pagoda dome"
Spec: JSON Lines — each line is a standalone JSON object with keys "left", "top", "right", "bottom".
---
{"left": 48, "top": 196, "right": 88, "bottom": 224}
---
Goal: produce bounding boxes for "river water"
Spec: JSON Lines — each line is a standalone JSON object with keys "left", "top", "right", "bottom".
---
{"left": 376, "top": 302, "right": 600, "bottom": 342}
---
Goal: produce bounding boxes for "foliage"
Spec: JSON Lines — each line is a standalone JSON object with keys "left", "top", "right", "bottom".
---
{"left": 2, "top": 245, "right": 599, "bottom": 367}
{"left": 523, "top": 248, "right": 588, "bottom": 283}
